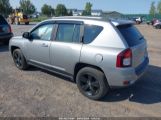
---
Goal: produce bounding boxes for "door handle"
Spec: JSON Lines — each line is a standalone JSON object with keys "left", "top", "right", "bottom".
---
{"left": 41, "top": 43, "right": 48, "bottom": 47}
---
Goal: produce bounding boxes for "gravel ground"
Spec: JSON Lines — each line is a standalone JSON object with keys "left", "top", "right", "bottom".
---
{"left": 0, "top": 23, "right": 161, "bottom": 117}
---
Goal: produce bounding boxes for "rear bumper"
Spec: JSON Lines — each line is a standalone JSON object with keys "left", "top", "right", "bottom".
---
{"left": 104, "top": 57, "right": 149, "bottom": 87}
{"left": 135, "top": 57, "right": 149, "bottom": 76}
{"left": 0, "top": 33, "right": 13, "bottom": 42}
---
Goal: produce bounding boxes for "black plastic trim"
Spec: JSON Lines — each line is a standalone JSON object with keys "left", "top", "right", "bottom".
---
{"left": 135, "top": 57, "right": 149, "bottom": 76}
{"left": 28, "top": 61, "right": 74, "bottom": 80}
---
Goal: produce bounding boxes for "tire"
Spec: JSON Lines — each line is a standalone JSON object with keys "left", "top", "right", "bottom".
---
{"left": 155, "top": 25, "right": 158, "bottom": 29}
{"left": 25, "top": 22, "right": 29, "bottom": 25}
{"left": 76, "top": 67, "right": 110, "bottom": 100}
{"left": 159, "top": 25, "right": 161, "bottom": 29}
{"left": 155, "top": 25, "right": 161, "bottom": 29}
{"left": 12, "top": 49, "right": 28, "bottom": 70}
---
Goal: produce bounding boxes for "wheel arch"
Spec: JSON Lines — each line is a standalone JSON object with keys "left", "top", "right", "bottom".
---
{"left": 74, "top": 62, "right": 106, "bottom": 82}
{"left": 11, "top": 46, "right": 20, "bottom": 55}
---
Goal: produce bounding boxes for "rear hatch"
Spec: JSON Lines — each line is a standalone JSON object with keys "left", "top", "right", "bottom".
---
{"left": 0, "top": 15, "right": 10, "bottom": 34}
{"left": 117, "top": 24, "right": 148, "bottom": 68}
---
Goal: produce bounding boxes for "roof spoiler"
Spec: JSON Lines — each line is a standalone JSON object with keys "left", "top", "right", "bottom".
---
{"left": 110, "top": 19, "right": 135, "bottom": 26}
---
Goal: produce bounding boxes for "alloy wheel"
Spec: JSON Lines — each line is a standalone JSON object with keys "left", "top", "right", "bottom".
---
{"left": 79, "top": 74, "right": 100, "bottom": 96}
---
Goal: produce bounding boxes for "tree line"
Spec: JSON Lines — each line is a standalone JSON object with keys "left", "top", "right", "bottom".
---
{"left": 0, "top": 0, "right": 36, "bottom": 17}
{"left": 150, "top": 0, "right": 161, "bottom": 17}
{"left": 42, "top": 2, "right": 92, "bottom": 17}
{"left": 0, "top": 0, "right": 93, "bottom": 17}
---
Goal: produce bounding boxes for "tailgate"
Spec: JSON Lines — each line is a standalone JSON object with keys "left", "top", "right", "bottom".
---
{"left": 117, "top": 24, "right": 148, "bottom": 67}
{"left": 0, "top": 25, "right": 10, "bottom": 34}
{"left": 131, "top": 40, "right": 148, "bottom": 67}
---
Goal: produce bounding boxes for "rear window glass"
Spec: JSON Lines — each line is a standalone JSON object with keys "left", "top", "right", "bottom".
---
{"left": 83, "top": 25, "right": 103, "bottom": 44}
{"left": 117, "top": 24, "right": 143, "bottom": 47}
{"left": 0, "top": 15, "right": 7, "bottom": 25}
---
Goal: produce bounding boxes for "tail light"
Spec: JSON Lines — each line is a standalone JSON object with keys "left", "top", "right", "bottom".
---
{"left": 116, "top": 48, "right": 132, "bottom": 67}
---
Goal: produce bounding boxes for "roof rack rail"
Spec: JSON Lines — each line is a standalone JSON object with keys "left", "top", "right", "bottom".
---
{"left": 52, "top": 16, "right": 104, "bottom": 20}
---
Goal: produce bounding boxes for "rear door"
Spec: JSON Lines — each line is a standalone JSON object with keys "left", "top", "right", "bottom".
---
{"left": 117, "top": 24, "right": 148, "bottom": 67}
{"left": 50, "top": 21, "right": 83, "bottom": 75}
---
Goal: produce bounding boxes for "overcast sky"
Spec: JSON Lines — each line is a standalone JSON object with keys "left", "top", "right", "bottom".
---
{"left": 10, "top": 0, "right": 160, "bottom": 14}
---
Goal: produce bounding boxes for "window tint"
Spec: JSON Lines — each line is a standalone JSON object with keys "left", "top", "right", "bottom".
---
{"left": 83, "top": 25, "right": 103, "bottom": 44}
{"left": 117, "top": 24, "right": 143, "bottom": 47}
{"left": 73, "top": 24, "right": 81, "bottom": 43}
{"left": 31, "top": 24, "right": 54, "bottom": 41}
{"left": 56, "top": 23, "right": 81, "bottom": 43}
{"left": 0, "top": 15, "right": 7, "bottom": 25}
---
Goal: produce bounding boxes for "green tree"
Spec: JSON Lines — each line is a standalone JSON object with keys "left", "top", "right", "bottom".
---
{"left": 41, "top": 4, "right": 55, "bottom": 17}
{"left": 149, "top": 1, "right": 156, "bottom": 17}
{"left": 0, "top": 0, "right": 12, "bottom": 17}
{"left": 157, "top": 0, "right": 161, "bottom": 14}
{"left": 82, "top": 2, "right": 92, "bottom": 16}
{"left": 19, "top": 0, "right": 36, "bottom": 15}
{"left": 55, "top": 4, "right": 68, "bottom": 16}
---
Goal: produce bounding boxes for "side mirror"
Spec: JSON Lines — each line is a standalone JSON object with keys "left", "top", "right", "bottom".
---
{"left": 23, "top": 32, "right": 32, "bottom": 40}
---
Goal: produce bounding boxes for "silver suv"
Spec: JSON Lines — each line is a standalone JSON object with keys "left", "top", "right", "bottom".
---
{"left": 9, "top": 17, "right": 149, "bottom": 100}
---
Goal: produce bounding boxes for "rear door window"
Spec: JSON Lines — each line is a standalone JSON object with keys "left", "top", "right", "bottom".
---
{"left": 117, "top": 24, "right": 143, "bottom": 47}
{"left": 56, "top": 23, "right": 81, "bottom": 43}
{"left": 0, "top": 15, "right": 7, "bottom": 25}
{"left": 83, "top": 25, "right": 103, "bottom": 44}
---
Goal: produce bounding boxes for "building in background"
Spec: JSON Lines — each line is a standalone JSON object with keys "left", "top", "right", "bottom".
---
{"left": 91, "top": 10, "right": 103, "bottom": 16}
{"left": 68, "top": 9, "right": 102, "bottom": 16}
{"left": 67, "top": 9, "right": 124, "bottom": 19}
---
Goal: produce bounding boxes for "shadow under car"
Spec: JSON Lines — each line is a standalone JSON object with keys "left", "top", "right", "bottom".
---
{"left": 102, "top": 65, "right": 161, "bottom": 104}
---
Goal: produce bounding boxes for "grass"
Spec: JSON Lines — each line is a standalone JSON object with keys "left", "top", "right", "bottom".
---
{"left": 30, "top": 16, "right": 50, "bottom": 22}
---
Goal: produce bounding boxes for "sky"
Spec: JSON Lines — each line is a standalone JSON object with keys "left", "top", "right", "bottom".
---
{"left": 9, "top": 0, "right": 160, "bottom": 14}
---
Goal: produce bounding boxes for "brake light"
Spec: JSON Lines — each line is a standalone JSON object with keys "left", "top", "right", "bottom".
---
{"left": 116, "top": 48, "right": 132, "bottom": 67}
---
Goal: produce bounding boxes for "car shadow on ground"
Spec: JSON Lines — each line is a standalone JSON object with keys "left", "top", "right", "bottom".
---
{"left": 103, "top": 65, "right": 161, "bottom": 104}
{"left": 30, "top": 64, "right": 161, "bottom": 104}
{"left": 0, "top": 44, "right": 9, "bottom": 52}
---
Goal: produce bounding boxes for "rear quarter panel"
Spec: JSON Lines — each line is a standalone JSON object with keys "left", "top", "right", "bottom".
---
{"left": 79, "top": 20, "right": 128, "bottom": 86}
{"left": 80, "top": 45, "right": 125, "bottom": 86}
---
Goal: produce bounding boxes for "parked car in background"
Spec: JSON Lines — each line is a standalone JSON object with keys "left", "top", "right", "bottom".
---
{"left": 153, "top": 19, "right": 161, "bottom": 29}
{"left": 9, "top": 17, "right": 149, "bottom": 100}
{"left": 151, "top": 18, "right": 157, "bottom": 25}
{"left": 135, "top": 17, "right": 143, "bottom": 24}
{"left": 132, "top": 17, "right": 143, "bottom": 24}
{"left": 0, "top": 15, "right": 13, "bottom": 44}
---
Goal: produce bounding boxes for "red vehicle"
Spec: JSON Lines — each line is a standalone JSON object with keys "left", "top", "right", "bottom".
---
{"left": 153, "top": 19, "right": 161, "bottom": 29}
